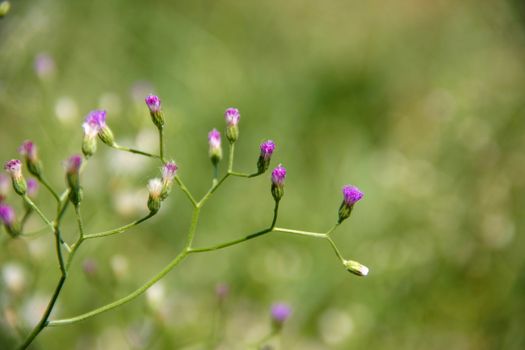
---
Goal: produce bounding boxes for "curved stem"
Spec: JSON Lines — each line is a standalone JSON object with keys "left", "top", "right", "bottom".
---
{"left": 22, "top": 196, "right": 53, "bottom": 230}
{"left": 83, "top": 213, "right": 155, "bottom": 240}
{"left": 48, "top": 250, "right": 189, "bottom": 327}
{"left": 189, "top": 202, "right": 279, "bottom": 253}
{"left": 16, "top": 276, "right": 66, "bottom": 350}
{"left": 65, "top": 205, "right": 86, "bottom": 270}
{"left": 325, "top": 235, "right": 345, "bottom": 263}
{"left": 174, "top": 175, "right": 197, "bottom": 207}
{"left": 198, "top": 173, "right": 229, "bottom": 208}
{"left": 38, "top": 176, "right": 60, "bottom": 203}
{"left": 49, "top": 206, "right": 201, "bottom": 327}
{"left": 113, "top": 144, "right": 161, "bottom": 160}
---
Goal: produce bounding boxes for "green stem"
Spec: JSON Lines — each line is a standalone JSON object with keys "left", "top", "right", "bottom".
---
{"left": 185, "top": 207, "right": 201, "bottom": 249}
{"left": 48, "top": 250, "right": 189, "bottom": 327}
{"left": 272, "top": 227, "right": 327, "bottom": 239}
{"left": 228, "top": 171, "right": 261, "bottom": 178}
{"left": 23, "top": 196, "right": 53, "bottom": 230}
{"left": 83, "top": 213, "right": 155, "bottom": 240}
{"left": 198, "top": 173, "right": 229, "bottom": 208}
{"left": 66, "top": 205, "right": 85, "bottom": 270}
{"left": 18, "top": 197, "right": 70, "bottom": 349}
{"left": 113, "top": 144, "right": 161, "bottom": 160}
{"left": 228, "top": 143, "right": 235, "bottom": 172}
{"left": 38, "top": 176, "right": 60, "bottom": 203}
{"left": 158, "top": 127, "right": 166, "bottom": 163}
{"left": 49, "top": 206, "right": 201, "bottom": 326}
{"left": 326, "top": 235, "right": 345, "bottom": 263}
{"left": 16, "top": 275, "right": 66, "bottom": 350}
{"left": 189, "top": 202, "right": 279, "bottom": 253}
{"left": 174, "top": 175, "right": 197, "bottom": 207}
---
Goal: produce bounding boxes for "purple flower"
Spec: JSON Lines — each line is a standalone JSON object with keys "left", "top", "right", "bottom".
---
{"left": 342, "top": 185, "right": 364, "bottom": 206}
{"left": 208, "top": 129, "right": 221, "bottom": 149}
{"left": 27, "top": 178, "right": 39, "bottom": 198}
{"left": 34, "top": 53, "right": 55, "bottom": 79}
{"left": 260, "top": 140, "right": 275, "bottom": 160}
{"left": 65, "top": 155, "right": 82, "bottom": 174}
{"left": 4, "top": 159, "right": 22, "bottom": 179}
{"left": 271, "top": 303, "right": 292, "bottom": 325}
{"left": 224, "top": 108, "right": 240, "bottom": 126}
{"left": 271, "top": 164, "right": 286, "bottom": 186}
{"left": 19, "top": 141, "right": 37, "bottom": 161}
{"left": 82, "top": 110, "right": 107, "bottom": 137}
{"left": 0, "top": 203, "right": 15, "bottom": 226}
{"left": 145, "top": 95, "right": 161, "bottom": 114}
{"left": 162, "top": 161, "right": 178, "bottom": 182}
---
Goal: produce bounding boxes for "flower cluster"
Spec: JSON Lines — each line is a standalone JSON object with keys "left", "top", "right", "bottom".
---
{"left": 1, "top": 91, "right": 370, "bottom": 350}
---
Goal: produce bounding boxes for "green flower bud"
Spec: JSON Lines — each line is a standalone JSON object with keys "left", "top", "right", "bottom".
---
{"left": 98, "top": 125, "right": 116, "bottom": 146}
{"left": 147, "top": 178, "right": 163, "bottom": 214}
{"left": 4, "top": 160, "right": 26, "bottom": 196}
{"left": 344, "top": 260, "right": 369, "bottom": 277}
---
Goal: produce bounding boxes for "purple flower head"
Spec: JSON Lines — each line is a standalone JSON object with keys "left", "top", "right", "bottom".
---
{"left": 271, "top": 164, "right": 286, "bottom": 186}
{"left": 4, "top": 159, "right": 22, "bottom": 179}
{"left": 82, "top": 110, "right": 107, "bottom": 137}
{"left": 145, "top": 95, "right": 161, "bottom": 113}
{"left": 34, "top": 53, "right": 55, "bottom": 79}
{"left": 65, "top": 155, "right": 83, "bottom": 174}
{"left": 27, "top": 178, "right": 39, "bottom": 197}
{"left": 19, "top": 140, "right": 37, "bottom": 161}
{"left": 260, "top": 140, "right": 275, "bottom": 160}
{"left": 224, "top": 108, "right": 240, "bottom": 126}
{"left": 0, "top": 204, "right": 15, "bottom": 226}
{"left": 342, "top": 185, "right": 364, "bottom": 206}
{"left": 162, "top": 161, "right": 178, "bottom": 182}
{"left": 271, "top": 303, "right": 292, "bottom": 324}
{"left": 208, "top": 129, "right": 221, "bottom": 149}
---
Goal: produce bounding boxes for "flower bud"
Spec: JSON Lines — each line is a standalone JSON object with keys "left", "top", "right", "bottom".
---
{"left": 145, "top": 95, "right": 164, "bottom": 129}
{"left": 85, "top": 110, "right": 115, "bottom": 146}
{"left": 0, "top": 204, "right": 19, "bottom": 237}
{"left": 147, "top": 178, "right": 163, "bottom": 213}
{"left": 0, "top": 174, "right": 9, "bottom": 202}
{"left": 19, "top": 140, "right": 43, "bottom": 178}
{"left": 208, "top": 129, "right": 222, "bottom": 166}
{"left": 160, "top": 161, "right": 178, "bottom": 200}
{"left": 4, "top": 160, "right": 26, "bottom": 195}
{"left": 271, "top": 164, "right": 286, "bottom": 202}
{"left": 344, "top": 260, "right": 369, "bottom": 276}
{"left": 224, "top": 107, "right": 240, "bottom": 143}
{"left": 0, "top": 1, "right": 11, "bottom": 17}
{"left": 271, "top": 303, "right": 292, "bottom": 329}
{"left": 338, "top": 185, "right": 364, "bottom": 223}
{"left": 65, "top": 155, "right": 83, "bottom": 205}
{"left": 257, "top": 140, "right": 275, "bottom": 173}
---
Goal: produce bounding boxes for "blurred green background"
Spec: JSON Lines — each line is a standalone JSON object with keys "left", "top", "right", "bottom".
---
{"left": 1, "top": 0, "right": 525, "bottom": 349}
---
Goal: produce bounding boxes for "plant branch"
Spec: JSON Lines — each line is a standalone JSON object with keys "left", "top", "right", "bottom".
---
{"left": 83, "top": 212, "right": 155, "bottom": 240}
